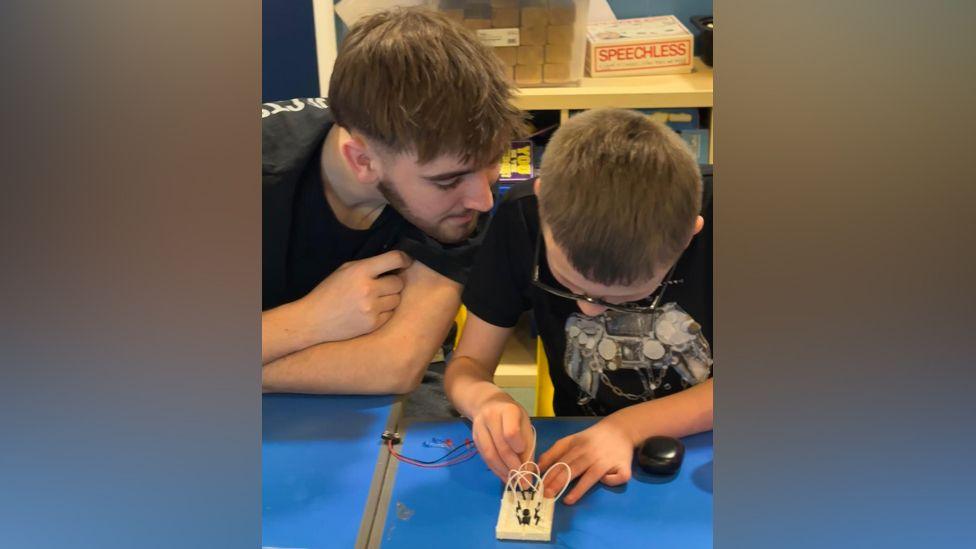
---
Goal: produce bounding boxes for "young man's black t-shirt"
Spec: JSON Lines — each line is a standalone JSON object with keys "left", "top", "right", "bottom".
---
{"left": 262, "top": 98, "right": 488, "bottom": 311}
{"left": 461, "top": 173, "right": 713, "bottom": 416}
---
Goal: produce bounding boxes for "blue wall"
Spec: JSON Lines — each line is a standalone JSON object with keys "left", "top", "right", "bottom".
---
{"left": 608, "top": 0, "right": 712, "bottom": 27}
{"left": 263, "top": 0, "right": 320, "bottom": 102}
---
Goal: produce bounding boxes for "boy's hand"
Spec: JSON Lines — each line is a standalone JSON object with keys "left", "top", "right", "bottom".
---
{"left": 471, "top": 394, "right": 534, "bottom": 481}
{"left": 537, "top": 415, "right": 636, "bottom": 505}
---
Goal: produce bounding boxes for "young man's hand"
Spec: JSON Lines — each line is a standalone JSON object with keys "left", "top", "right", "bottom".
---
{"left": 471, "top": 393, "right": 535, "bottom": 482}
{"left": 298, "top": 250, "right": 412, "bottom": 344}
{"left": 537, "top": 415, "right": 636, "bottom": 505}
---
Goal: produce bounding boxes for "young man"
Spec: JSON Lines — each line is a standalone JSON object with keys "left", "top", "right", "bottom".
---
{"left": 262, "top": 8, "right": 525, "bottom": 394}
{"left": 445, "top": 108, "right": 713, "bottom": 504}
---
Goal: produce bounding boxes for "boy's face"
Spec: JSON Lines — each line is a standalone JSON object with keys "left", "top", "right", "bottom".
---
{"left": 533, "top": 176, "right": 705, "bottom": 317}
{"left": 541, "top": 219, "right": 702, "bottom": 317}
{"left": 542, "top": 227, "right": 670, "bottom": 317}
{"left": 378, "top": 152, "right": 499, "bottom": 244}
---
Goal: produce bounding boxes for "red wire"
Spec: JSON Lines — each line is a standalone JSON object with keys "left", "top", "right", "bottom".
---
{"left": 387, "top": 439, "right": 476, "bottom": 468}
{"left": 387, "top": 438, "right": 479, "bottom": 468}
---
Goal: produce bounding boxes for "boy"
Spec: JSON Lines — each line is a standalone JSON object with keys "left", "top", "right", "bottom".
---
{"left": 445, "top": 108, "right": 713, "bottom": 504}
{"left": 261, "top": 8, "right": 525, "bottom": 394}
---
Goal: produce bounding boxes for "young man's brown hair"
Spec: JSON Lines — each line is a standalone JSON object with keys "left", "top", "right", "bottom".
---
{"left": 327, "top": 7, "right": 526, "bottom": 168}
{"left": 538, "top": 108, "right": 703, "bottom": 286}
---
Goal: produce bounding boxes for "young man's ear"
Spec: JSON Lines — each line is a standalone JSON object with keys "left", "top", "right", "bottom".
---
{"left": 339, "top": 131, "right": 382, "bottom": 185}
{"left": 532, "top": 177, "right": 542, "bottom": 195}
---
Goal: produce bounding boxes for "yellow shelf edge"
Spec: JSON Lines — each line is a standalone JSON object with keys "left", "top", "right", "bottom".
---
{"left": 512, "top": 58, "right": 713, "bottom": 111}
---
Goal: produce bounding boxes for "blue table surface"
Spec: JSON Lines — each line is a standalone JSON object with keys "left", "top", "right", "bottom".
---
{"left": 262, "top": 394, "right": 395, "bottom": 549}
{"left": 377, "top": 419, "right": 712, "bottom": 548}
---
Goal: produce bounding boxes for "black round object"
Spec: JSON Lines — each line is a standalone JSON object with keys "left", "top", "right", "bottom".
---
{"left": 690, "top": 16, "right": 714, "bottom": 67}
{"left": 637, "top": 436, "right": 685, "bottom": 475}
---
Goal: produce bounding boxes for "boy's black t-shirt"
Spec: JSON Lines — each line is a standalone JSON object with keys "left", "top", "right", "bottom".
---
{"left": 461, "top": 173, "right": 713, "bottom": 416}
{"left": 262, "top": 98, "right": 488, "bottom": 310}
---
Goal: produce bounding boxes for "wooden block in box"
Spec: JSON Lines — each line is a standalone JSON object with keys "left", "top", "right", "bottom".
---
{"left": 520, "top": 6, "right": 548, "bottom": 27}
{"left": 495, "top": 46, "right": 518, "bottom": 65}
{"left": 515, "top": 64, "right": 542, "bottom": 84}
{"left": 547, "top": 24, "right": 574, "bottom": 44}
{"left": 547, "top": 3, "right": 576, "bottom": 25}
{"left": 441, "top": 8, "right": 464, "bottom": 22}
{"left": 490, "top": 0, "right": 518, "bottom": 7}
{"left": 505, "top": 65, "right": 515, "bottom": 82}
{"left": 464, "top": 3, "right": 492, "bottom": 18}
{"left": 516, "top": 45, "right": 544, "bottom": 65}
{"left": 543, "top": 63, "right": 571, "bottom": 83}
{"left": 519, "top": 25, "right": 547, "bottom": 46}
{"left": 544, "top": 43, "right": 572, "bottom": 63}
{"left": 491, "top": 7, "right": 519, "bottom": 27}
{"left": 464, "top": 18, "right": 493, "bottom": 30}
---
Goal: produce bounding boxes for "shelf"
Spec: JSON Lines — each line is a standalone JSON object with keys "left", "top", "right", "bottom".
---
{"left": 494, "top": 318, "right": 537, "bottom": 389}
{"left": 511, "top": 57, "right": 713, "bottom": 111}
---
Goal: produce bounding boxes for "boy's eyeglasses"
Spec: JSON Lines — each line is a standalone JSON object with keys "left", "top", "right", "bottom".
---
{"left": 530, "top": 231, "right": 677, "bottom": 315}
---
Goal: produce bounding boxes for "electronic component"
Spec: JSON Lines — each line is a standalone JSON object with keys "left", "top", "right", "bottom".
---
{"left": 495, "top": 427, "right": 571, "bottom": 542}
{"left": 384, "top": 434, "right": 478, "bottom": 468}
{"left": 495, "top": 462, "right": 570, "bottom": 542}
{"left": 637, "top": 435, "right": 685, "bottom": 476}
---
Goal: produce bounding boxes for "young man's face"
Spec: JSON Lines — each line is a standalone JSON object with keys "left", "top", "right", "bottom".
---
{"left": 377, "top": 153, "right": 499, "bottom": 244}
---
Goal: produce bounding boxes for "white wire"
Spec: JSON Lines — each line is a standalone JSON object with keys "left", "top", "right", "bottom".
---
{"left": 520, "top": 461, "right": 540, "bottom": 477}
{"left": 526, "top": 424, "right": 537, "bottom": 460}
{"left": 541, "top": 462, "right": 572, "bottom": 502}
{"left": 505, "top": 467, "right": 542, "bottom": 495}
{"left": 502, "top": 424, "right": 572, "bottom": 503}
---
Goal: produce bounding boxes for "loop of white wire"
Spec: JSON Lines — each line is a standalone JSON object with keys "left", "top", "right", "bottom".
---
{"left": 526, "top": 424, "right": 537, "bottom": 461}
{"left": 503, "top": 425, "right": 571, "bottom": 503}
{"left": 505, "top": 466, "right": 542, "bottom": 494}
{"left": 541, "top": 462, "right": 572, "bottom": 502}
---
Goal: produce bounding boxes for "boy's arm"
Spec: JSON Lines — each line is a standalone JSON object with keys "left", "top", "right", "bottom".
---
{"left": 261, "top": 260, "right": 460, "bottom": 395}
{"left": 538, "top": 379, "right": 713, "bottom": 505}
{"left": 607, "top": 378, "right": 713, "bottom": 443}
{"left": 445, "top": 312, "right": 534, "bottom": 480}
{"left": 443, "top": 312, "right": 511, "bottom": 417}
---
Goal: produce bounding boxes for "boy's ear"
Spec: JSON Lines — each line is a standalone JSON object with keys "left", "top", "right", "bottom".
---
{"left": 681, "top": 216, "right": 706, "bottom": 250}
{"left": 339, "top": 132, "right": 382, "bottom": 185}
{"left": 533, "top": 177, "right": 542, "bottom": 195}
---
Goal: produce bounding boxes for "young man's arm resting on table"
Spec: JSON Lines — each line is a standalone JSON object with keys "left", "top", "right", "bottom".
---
{"left": 444, "top": 312, "right": 536, "bottom": 481}
{"left": 262, "top": 250, "right": 412, "bottom": 365}
{"left": 262, "top": 259, "right": 461, "bottom": 395}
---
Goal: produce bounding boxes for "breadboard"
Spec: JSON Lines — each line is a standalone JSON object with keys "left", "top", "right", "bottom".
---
{"left": 495, "top": 488, "right": 556, "bottom": 541}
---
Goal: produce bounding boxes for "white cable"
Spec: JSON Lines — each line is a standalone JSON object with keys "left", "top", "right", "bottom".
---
{"left": 502, "top": 424, "right": 572, "bottom": 503}
{"left": 526, "top": 424, "right": 537, "bottom": 460}
{"left": 541, "top": 462, "right": 572, "bottom": 502}
{"left": 505, "top": 468, "right": 542, "bottom": 495}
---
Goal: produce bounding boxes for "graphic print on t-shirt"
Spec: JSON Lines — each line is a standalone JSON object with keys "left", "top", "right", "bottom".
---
{"left": 563, "top": 303, "right": 712, "bottom": 406}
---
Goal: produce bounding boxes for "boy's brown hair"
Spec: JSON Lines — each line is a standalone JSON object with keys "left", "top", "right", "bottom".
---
{"left": 327, "top": 7, "right": 526, "bottom": 168}
{"left": 538, "top": 108, "right": 703, "bottom": 286}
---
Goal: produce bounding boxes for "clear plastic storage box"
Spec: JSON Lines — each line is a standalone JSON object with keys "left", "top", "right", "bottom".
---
{"left": 432, "top": 0, "right": 590, "bottom": 87}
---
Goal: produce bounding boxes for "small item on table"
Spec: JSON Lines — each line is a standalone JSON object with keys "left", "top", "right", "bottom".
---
{"left": 636, "top": 435, "right": 685, "bottom": 476}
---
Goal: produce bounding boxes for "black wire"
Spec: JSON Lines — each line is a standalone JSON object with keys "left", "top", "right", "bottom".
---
{"left": 395, "top": 440, "right": 476, "bottom": 465}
